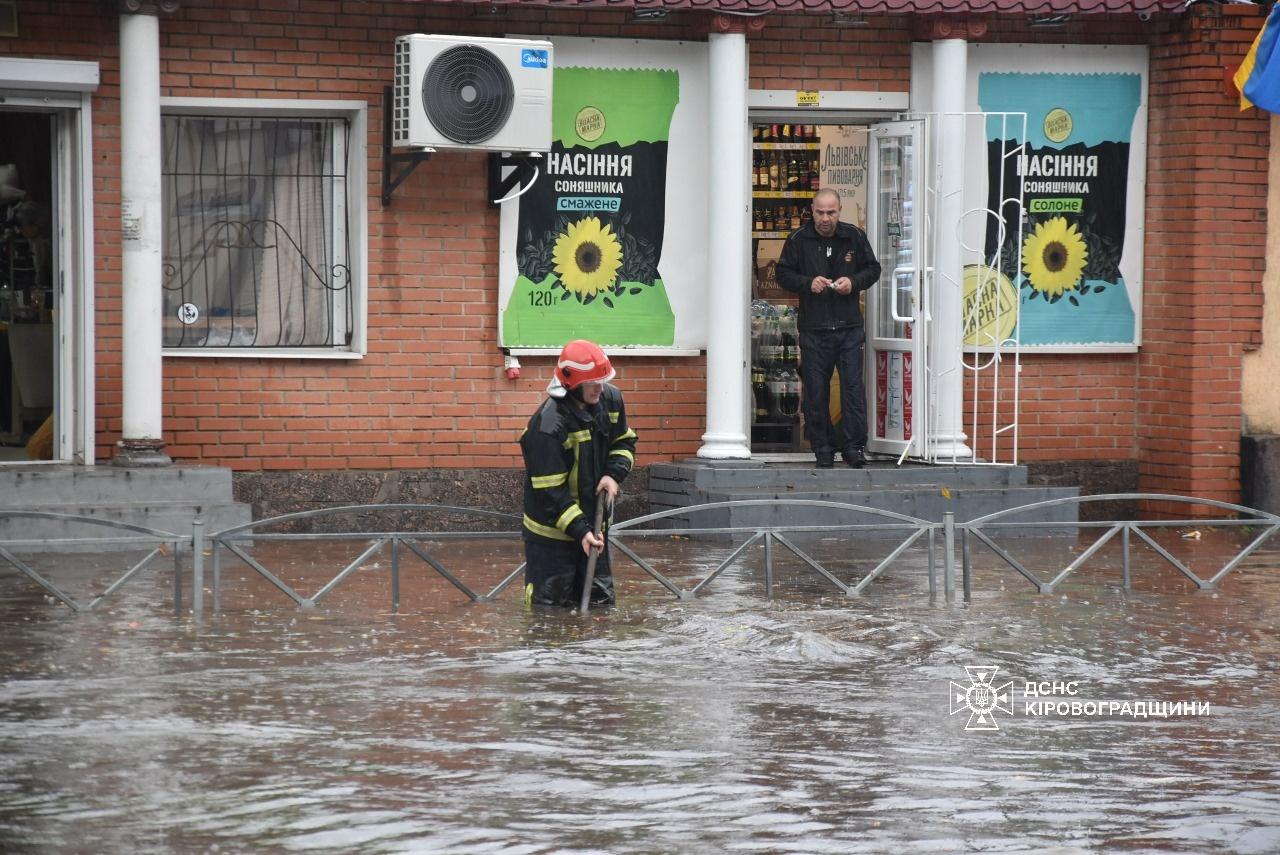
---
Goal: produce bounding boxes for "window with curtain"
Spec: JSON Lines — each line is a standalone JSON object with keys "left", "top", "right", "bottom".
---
{"left": 161, "top": 113, "right": 354, "bottom": 351}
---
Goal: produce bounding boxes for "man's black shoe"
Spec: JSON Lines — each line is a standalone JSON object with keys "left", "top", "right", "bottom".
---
{"left": 843, "top": 447, "right": 867, "bottom": 468}
{"left": 816, "top": 453, "right": 835, "bottom": 469}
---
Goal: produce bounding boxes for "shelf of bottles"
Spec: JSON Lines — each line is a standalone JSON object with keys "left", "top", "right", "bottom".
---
{"left": 751, "top": 301, "right": 802, "bottom": 442}
{"left": 752, "top": 123, "right": 820, "bottom": 240}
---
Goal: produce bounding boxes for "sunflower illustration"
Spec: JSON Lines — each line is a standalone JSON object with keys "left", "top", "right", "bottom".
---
{"left": 551, "top": 217, "right": 623, "bottom": 297}
{"left": 1021, "top": 217, "right": 1088, "bottom": 297}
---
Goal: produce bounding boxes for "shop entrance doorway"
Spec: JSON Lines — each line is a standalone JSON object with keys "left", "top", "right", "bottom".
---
{"left": 0, "top": 110, "right": 56, "bottom": 461}
{"left": 749, "top": 115, "right": 926, "bottom": 460}
{"left": 0, "top": 70, "right": 96, "bottom": 466}
{"left": 749, "top": 110, "right": 1026, "bottom": 465}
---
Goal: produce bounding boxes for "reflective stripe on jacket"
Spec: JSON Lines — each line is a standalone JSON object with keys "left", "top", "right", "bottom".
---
{"left": 520, "top": 384, "right": 636, "bottom": 544}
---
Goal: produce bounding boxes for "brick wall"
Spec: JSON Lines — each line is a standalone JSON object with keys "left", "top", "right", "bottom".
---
{"left": 2, "top": 2, "right": 1269, "bottom": 500}
{"left": 1143, "top": 7, "right": 1269, "bottom": 505}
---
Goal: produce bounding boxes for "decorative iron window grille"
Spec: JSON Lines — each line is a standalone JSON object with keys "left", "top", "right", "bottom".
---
{"left": 161, "top": 115, "right": 353, "bottom": 349}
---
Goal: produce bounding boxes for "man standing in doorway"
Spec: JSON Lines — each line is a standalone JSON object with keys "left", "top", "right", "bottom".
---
{"left": 520, "top": 339, "right": 637, "bottom": 607}
{"left": 776, "top": 188, "right": 882, "bottom": 469}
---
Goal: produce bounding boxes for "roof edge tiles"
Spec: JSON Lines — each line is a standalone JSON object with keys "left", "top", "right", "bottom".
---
{"left": 413, "top": 0, "right": 1189, "bottom": 15}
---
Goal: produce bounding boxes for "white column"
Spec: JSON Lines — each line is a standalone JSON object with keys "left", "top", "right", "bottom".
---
{"left": 697, "top": 31, "right": 752, "bottom": 459}
{"left": 927, "top": 38, "right": 973, "bottom": 462}
{"left": 114, "top": 12, "right": 170, "bottom": 466}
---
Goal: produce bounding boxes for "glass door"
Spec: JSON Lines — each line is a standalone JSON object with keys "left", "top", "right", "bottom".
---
{"left": 865, "top": 120, "right": 927, "bottom": 461}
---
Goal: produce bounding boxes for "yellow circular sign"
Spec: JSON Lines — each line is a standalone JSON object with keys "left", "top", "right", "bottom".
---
{"left": 1044, "top": 107, "right": 1073, "bottom": 144}
{"left": 963, "top": 265, "right": 1018, "bottom": 347}
{"left": 575, "top": 106, "right": 606, "bottom": 142}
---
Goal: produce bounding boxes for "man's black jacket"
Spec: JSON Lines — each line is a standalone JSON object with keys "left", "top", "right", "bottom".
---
{"left": 775, "top": 221, "right": 882, "bottom": 331}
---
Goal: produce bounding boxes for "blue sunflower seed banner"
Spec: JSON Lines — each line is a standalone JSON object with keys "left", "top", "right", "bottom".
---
{"left": 979, "top": 72, "right": 1142, "bottom": 346}
{"left": 500, "top": 66, "right": 679, "bottom": 347}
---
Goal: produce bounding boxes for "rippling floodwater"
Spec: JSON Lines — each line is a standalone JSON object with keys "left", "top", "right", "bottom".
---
{"left": 2, "top": 533, "right": 1279, "bottom": 853}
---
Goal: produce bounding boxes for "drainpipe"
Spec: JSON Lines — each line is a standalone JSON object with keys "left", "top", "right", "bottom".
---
{"left": 698, "top": 18, "right": 754, "bottom": 460}
{"left": 927, "top": 35, "right": 974, "bottom": 462}
{"left": 113, "top": 3, "right": 175, "bottom": 467}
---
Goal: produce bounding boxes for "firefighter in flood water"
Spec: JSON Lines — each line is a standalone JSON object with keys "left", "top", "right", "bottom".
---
{"left": 519, "top": 340, "right": 637, "bottom": 607}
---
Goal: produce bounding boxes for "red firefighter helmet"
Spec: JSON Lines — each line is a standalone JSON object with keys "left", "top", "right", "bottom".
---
{"left": 556, "top": 339, "right": 615, "bottom": 389}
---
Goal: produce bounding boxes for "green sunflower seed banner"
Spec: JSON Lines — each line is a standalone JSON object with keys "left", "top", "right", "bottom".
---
{"left": 501, "top": 66, "right": 679, "bottom": 347}
{"left": 979, "top": 72, "right": 1142, "bottom": 346}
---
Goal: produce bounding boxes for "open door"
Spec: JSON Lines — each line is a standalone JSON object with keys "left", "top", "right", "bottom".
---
{"left": 0, "top": 88, "right": 94, "bottom": 465}
{"left": 865, "top": 119, "right": 928, "bottom": 462}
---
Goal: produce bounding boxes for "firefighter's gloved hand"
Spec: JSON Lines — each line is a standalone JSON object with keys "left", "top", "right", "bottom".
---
{"left": 581, "top": 530, "right": 604, "bottom": 555}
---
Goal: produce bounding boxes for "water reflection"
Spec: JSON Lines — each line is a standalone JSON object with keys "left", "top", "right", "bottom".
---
{"left": 0, "top": 537, "right": 1278, "bottom": 853}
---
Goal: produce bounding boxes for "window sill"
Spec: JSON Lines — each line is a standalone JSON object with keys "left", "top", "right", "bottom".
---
{"left": 162, "top": 348, "right": 364, "bottom": 360}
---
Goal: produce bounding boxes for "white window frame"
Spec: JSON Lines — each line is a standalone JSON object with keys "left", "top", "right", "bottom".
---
{"left": 159, "top": 97, "right": 368, "bottom": 359}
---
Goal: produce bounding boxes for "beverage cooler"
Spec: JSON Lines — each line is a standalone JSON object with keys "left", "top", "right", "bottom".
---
{"left": 750, "top": 301, "right": 801, "bottom": 450}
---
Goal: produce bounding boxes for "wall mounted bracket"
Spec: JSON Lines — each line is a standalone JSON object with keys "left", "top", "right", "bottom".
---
{"left": 381, "top": 86, "right": 432, "bottom": 207}
{"left": 488, "top": 152, "right": 542, "bottom": 207}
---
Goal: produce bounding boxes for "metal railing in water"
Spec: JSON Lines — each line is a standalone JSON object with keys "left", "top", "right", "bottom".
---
{"left": 199, "top": 501, "right": 939, "bottom": 612}
{"left": 960, "top": 493, "right": 1280, "bottom": 598}
{"left": 0, "top": 511, "right": 190, "bottom": 613}
{"left": 2, "top": 494, "right": 1277, "bottom": 614}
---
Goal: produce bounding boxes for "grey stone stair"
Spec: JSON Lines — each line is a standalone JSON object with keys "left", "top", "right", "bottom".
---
{"left": 650, "top": 459, "right": 1027, "bottom": 492}
{"left": 646, "top": 458, "right": 1079, "bottom": 538}
{"left": 0, "top": 464, "right": 251, "bottom": 551}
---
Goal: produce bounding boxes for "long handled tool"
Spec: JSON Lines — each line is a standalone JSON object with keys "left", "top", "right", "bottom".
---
{"left": 579, "top": 490, "right": 609, "bottom": 614}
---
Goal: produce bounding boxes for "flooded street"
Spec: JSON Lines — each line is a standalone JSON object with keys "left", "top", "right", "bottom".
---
{"left": 2, "top": 534, "right": 1279, "bottom": 853}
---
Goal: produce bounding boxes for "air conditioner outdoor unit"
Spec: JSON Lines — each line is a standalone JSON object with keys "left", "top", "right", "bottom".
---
{"left": 393, "top": 34, "right": 553, "bottom": 152}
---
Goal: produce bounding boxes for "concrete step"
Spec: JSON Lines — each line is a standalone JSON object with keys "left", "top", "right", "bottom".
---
{"left": 0, "top": 501, "right": 252, "bottom": 552}
{"left": 0, "top": 464, "right": 251, "bottom": 553}
{"left": 647, "top": 485, "right": 1080, "bottom": 538}
{"left": 0, "top": 464, "right": 235, "bottom": 507}
{"left": 649, "top": 459, "right": 1030, "bottom": 494}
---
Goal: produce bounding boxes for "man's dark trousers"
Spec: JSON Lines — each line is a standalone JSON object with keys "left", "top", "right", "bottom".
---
{"left": 799, "top": 326, "right": 867, "bottom": 456}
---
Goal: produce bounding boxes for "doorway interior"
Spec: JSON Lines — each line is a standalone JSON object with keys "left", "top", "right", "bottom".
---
{"left": 0, "top": 110, "right": 55, "bottom": 462}
{"left": 749, "top": 114, "right": 929, "bottom": 461}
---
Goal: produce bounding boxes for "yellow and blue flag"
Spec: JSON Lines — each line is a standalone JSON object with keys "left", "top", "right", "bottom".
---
{"left": 1235, "top": 5, "right": 1280, "bottom": 113}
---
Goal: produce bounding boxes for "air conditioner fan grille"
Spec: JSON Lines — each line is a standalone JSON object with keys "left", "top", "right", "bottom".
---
{"left": 422, "top": 44, "right": 515, "bottom": 145}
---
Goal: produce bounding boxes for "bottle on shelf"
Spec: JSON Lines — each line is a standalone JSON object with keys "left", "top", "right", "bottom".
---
{"left": 753, "top": 206, "right": 765, "bottom": 232}
{"left": 778, "top": 367, "right": 802, "bottom": 419}
{"left": 767, "top": 369, "right": 789, "bottom": 420}
{"left": 752, "top": 366, "right": 770, "bottom": 421}
{"left": 769, "top": 153, "right": 781, "bottom": 191}
{"left": 809, "top": 155, "right": 820, "bottom": 191}
{"left": 790, "top": 205, "right": 801, "bottom": 230}
{"left": 786, "top": 155, "right": 800, "bottom": 190}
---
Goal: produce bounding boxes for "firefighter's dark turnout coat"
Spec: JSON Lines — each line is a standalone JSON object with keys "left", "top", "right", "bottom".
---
{"left": 519, "top": 384, "right": 636, "bottom": 605}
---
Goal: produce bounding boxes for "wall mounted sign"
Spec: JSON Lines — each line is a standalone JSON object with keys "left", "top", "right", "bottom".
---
{"left": 499, "top": 37, "right": 709, "bottom": 351}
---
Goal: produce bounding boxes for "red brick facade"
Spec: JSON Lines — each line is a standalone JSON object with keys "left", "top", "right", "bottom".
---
{"left": 2, "top": 2, "right": 1269, "bottom": 502}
